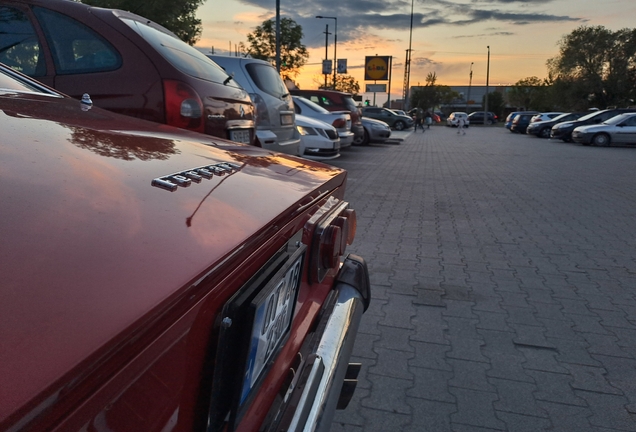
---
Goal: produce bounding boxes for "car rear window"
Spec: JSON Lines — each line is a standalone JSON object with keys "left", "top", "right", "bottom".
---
{"left": 244, "top": 63, "right": 288, "bottom": 98}
{"left": 120, "top": 17, "right": 228, "bottom": 83}
{"left": 343, "top": 96, "right": 358, "bottom": 112}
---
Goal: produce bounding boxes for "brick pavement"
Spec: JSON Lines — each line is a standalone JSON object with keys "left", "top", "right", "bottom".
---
{"left": 328, "top": 125, "right": 636, "bottom": 431}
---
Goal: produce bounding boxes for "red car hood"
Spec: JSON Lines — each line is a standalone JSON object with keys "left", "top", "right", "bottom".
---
{"left": 0, "top": 93, "right": 345, "bottom": 425}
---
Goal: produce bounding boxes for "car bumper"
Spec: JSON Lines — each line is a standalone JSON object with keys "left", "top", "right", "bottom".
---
{"left": 351, "top": 123, "right": 364, "bottom": 138}
{"left": 257, "top": 129, "right": 301, "bottom": 155}
{"left": 550, "top": 128, "right": 573, "bottom": 140}
{"left": 369, "top": 129, "right": 391, "bottom": 142}
{"left": 571, "top": 132, "right": 593, "bottom": 144}
{"left": 338, "top": 131, "right": 355, "bottom": 147}
{"left": 266, "top": 254, "right": 370, "bottom": 432}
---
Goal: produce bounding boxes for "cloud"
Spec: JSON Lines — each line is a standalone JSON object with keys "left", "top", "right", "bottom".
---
{"left": 236, "top": 0, "right": 583, "bottom": 48}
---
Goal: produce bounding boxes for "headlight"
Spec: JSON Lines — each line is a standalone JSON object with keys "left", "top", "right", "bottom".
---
{"left": 371, "top": 123, "right": 389, "bottom": 130}
{"left": 297, "top": 125, "right": 317, "bottom": 135}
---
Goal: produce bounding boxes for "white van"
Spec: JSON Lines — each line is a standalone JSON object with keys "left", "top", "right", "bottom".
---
{"left": 208, "top": 55, "right": 300, "bottom": 156}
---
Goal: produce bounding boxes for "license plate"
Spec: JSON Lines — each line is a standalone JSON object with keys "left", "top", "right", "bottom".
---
{"left": 280, "top": 113, "right": 294, "bottom": 126}
{"left": 240, "top": 253, "right": 303, "bottom": 403}
{"left": 229, "top": 129, "right": 251, "bottom": 144}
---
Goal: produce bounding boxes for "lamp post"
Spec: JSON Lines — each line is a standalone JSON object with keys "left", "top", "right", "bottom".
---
{"left": 466, "top": 62, "right": 473, "bottom": 111}
{"left": 316, "top": 16, "right": 337, "bottom": 89}
{"left": 485, "top": 46, "right": 490, "bottom": 122}
{"left": 321, "top": 24, "right": 330, "bottom": 88}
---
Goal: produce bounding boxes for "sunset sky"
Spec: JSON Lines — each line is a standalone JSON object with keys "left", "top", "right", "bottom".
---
{"left": 194, "top": 0, "right": 636, "bottom": 102}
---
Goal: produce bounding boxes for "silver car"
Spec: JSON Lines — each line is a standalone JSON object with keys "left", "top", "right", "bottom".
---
{"left": 292, "top": 96, "right": 353, "bottom": 147}
{"left": 207, "top": 55, "right": 300, "bottom": 155}
{"left": 572, "top": 113, "right": 636, "bottom": 146}
{"left": 353, "top": 117, "right": 392, "bottom": 146}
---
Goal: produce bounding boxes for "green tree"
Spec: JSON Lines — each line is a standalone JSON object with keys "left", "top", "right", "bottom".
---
{"left": 320, "top": 75, "right": 360, "bottom": 94}
{"left": 547, "top": 25, "right": 636, "bottom": 109}
{"left": 246, "top": 18, "right": 308, "bottom": 78}
{"left": 506, "top": 76, "right": 553, "bottom": 110}
{"left": 81, "top": 0, "right": 205, "bottom": 45}
{"left": 409, "top": 72, "right": 442, "bottom": 112}
{"left": 482, "top": 91, "right": 505, "bottom": 118}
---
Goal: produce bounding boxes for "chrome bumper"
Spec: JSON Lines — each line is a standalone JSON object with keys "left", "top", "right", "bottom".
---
{"left": 268, "top": 254, "right": 370, "bottom": 432}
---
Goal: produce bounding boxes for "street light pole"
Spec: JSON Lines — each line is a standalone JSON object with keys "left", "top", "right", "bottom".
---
{"left": 466, "top": 62, "right": 473, "bottom": 112}
{"left": 485, "top": 46, "right": 490, "bottom": 121}
{"left": 316, "top": 16, "right": 337, "bottom": 89}
{"left": 322, "top": 24, "right": 330, "bottom": 88}
{"left": 275, "top": 0, "right": 280, "bottom": 72}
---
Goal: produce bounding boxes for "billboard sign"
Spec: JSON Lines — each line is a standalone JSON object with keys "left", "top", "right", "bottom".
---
{"left": 366, "top": 84, "right": 387, "bottom": 93}
{"left": 364, "top": 56, "right": 390, "bottom": 81}
{"left": 337, "top": 59, "right": 347, "bottom": 74}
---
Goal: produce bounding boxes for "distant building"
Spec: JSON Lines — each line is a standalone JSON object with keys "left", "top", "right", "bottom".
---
{"left": 408, "top": 85, "right": 511, "bottom": 113}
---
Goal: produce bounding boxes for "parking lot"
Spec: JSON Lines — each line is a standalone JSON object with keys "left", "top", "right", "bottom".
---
{"left": 328, "top": 125, "right": 636, "bottom": 431}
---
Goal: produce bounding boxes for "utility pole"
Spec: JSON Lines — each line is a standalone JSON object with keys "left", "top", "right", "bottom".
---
{"left": 323, "top": 25, "right": 330, "bottom": 88}
{"left": 402, "top": 0, "right": 414, "bottom": 110}
{"left": 466, "top": 62, "right": 473, "bottom": 112}
{"left": 485, "top": 46, "right": 490, "bottom": 120}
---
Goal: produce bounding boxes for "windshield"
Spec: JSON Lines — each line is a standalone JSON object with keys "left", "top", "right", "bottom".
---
{"left": 577, "top": 110, "right": 604, "bottom": 122}
{"left": 551, "top": 112, "right": 573, "bottom": 122}
{"left": 604, "top": 114, "right": 630, "bottom": 125}
{"left": 294, "top": 96, "right": 329, "bottom": 114}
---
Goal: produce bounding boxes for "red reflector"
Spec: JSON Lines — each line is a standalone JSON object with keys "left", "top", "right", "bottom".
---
{"left": 319, "top": 225, "right": 342, "bottom": 269}
{"left": 163, "top": 80, "right": 204, "bottom": 133}
{"left": 332, "top": 217, "right": 349, "bottom": 255}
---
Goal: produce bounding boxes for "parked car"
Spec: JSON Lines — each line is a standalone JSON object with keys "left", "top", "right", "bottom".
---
{"left": 0, "top": 0, "right": 256, "bottom": 144}
{"left": 505, "top": 111, "right": 538, "bottom": 129}
{"left": 290, "top": 89, "right": 364, "bottom": 140}
{"left": 550, "top": 108, "right": 636, "bottom": 142}
{"left": 361, "top": 107, "right": 414, "bottom": 130}
{"left": 446, "top": 112, "right": 470, "bottom": 127}
{"left": 572, "top": 113, "right": 636, "bottom": 146}
{"left": 295, "top": 114, "right": 341, "bottom": 159}
{"left": 530, "top": 112, "right": 564, "bottom": 123}
{"left": 293, "top": 95, "right": 353, "bottom": 147}
{"left": 467, "top": 111, "right": 498, "bottom": 125}
{"left": 526, "top": 112, "right": 585, "bottom": 138}
{"left": 393, "top": 109, "right": 408, "bottom": 116}
{"left": 208, "top": 55, "right": 300, "bottom": 155}
{"left": 510, "top": 112, "right": 538, "bottom": 134}
{"left": 0, "top": 62, "right": 370, "bottom": 432}
{"left": 353, "top": 117, "right": 392, "bottom": 146}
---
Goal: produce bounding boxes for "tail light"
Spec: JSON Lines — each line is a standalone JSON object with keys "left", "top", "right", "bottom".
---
{"left": 249, "top": 93, "right": 271, "bottom": 127}
{"left": 163, "top": 80, "right": 204, "bottom": 133}
{"left": 332, "top": 118, "right": 347, "bottom": 129}
{"left": 307, "top": 198, "right": 357, "bottom": 283}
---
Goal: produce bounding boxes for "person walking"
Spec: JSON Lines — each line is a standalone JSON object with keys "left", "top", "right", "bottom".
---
{"left": 415, "top": 108, "right": 424, "bottom": 132}
{"left": 425, "top": 111, "right": 433, "bottom": 129}
{"left": 457, "top": 115, "right": 466, "bottom": 135}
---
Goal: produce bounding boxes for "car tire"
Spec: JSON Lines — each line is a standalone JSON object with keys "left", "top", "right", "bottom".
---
{"left": 539, "top": 128, "right": 550, "bottom": 138}
{"left": 394, "top": 121, "right": 405, "bottom": 131}
{"left": 353, "top": 129, "right": 368, "bottom": 146}
{"left": 592, "top": 133, "right": 610, "bottom": 147}
{"left": 486, "top": 119, "right": 492, "bottom": 125}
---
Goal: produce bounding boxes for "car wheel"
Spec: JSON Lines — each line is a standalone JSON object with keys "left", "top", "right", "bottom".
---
{"left": 592, "top": 133, "right": 610, "bottom": 147}
{"left": 486, "top": 119, "right": 492, "bottom": 125}
{"left": 394, "top": 121, "right": 405, "bottom": 131}
{"left": 539, "top": 128, "right": 550, "bottom": 138}
{"left": 361, "top": 128, "right": 370, "bottom": 145}
{"left": 352, "top": 130, "right": 366, "bottom": 146}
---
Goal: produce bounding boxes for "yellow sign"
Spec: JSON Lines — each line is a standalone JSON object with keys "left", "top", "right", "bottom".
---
{"left": 364, "top": 56, "right": 390, "bottom": 81}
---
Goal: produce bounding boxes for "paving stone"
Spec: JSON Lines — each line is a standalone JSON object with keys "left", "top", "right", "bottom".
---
{"left": 447, "top": 358, "right": 495, "bottom": 392}
{"left": 524, "top": 369, "right": 587, "bottom": 406}
{"left": 409, "top": 341, "right": 453, "bottom": 371}
{"left": 449, "top": 387, "right": 506, "bottom": 430}
{"left": 446, "top": 335, "right": 489, "bottom": 363}
{"left": 406, "top": 398, "right": 455, "bottom": 432}
{"left": 379, "top": 292, "right": 416, "bottom": 329}
{"left": 580, "top": 332, "right": 632, "bottom": 358}
{"left": 374, "top": 324, "right": 415, "bottom": 353}
{"left": 443, "top": 299, "right": 479, "bottom": 319}
{"left": 550, "top": 337, "right": 603, "bottom": 367}
{"left": 536, "top": 401, "right": 594, "bottom": 431}
{"left": 517, "top": 346, "right": 568, "bottom": 374}
{"left": 368, "top": 347, "right": 413, "bottom": 380}
{"left": 358, "top": 406, "right": 411, "bottom": 432}
{"left": 407, "top": 366, "right": 455, "bottom": 403}
{"left": 361, "top": 374, "right": 412, "bottom": 415}
{"left": 411, "top": 305, "right": 450, "bottom": 345}
{"left": 495, "top": 412, "right": 552, "bottom": 432}
{"left": 351, "top": 332, "right": 380, "bottom": 360}
{"left": 565, "top": 312, "right": 611, "bottom": 335}
{"left": 563, "top": 363, "right": 623, "bottom": 395}
{"left": 575, "top": 391, "right": 636, "bottom": 431}
{"left": 489, "top": 377, "right": 548, "bottom": 418}
{"left": 474, "top": 310, "right": 512, "bottom": 332}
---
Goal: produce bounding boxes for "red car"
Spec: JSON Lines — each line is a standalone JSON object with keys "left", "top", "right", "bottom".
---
{"left": 290, "top": 89, "right": 364, "bottom": 141}
{"left": 0, "top": 63, "right": 369, "bottom": 432}
{"left": 0, "top": 0, "right": 255, "bottom": 145}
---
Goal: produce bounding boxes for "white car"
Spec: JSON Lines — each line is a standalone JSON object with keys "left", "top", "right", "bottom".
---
{"left": 292, "top": 96, "right": 354, "bottom": 147}
{"left": 295, "top": 114, "right": 340, "bottom": 160}
{"left": 447, "top": 112, "right": 469, "bottom": 127}
{"left": 530, "top": 112, "right": 564, "bottom": 123}
{"left": 571, "top": 113, "right": 636, "bottom": 146}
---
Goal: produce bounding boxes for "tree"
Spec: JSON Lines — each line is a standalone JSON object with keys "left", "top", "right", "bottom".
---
{"left": 246, "top": 18, "right": 308, "bottom": 78}
{"left": 547, "top": 25, "right": 636, "bottom": 109}
{"left": 81, "top": 0, "right": 205, "bottom": 45}
{"left": 506, "top": 76, "right": 554, "bottom": 111}
{"left": 482, "top": 91, "right": 505, "bottom": 118}
{"left": 319, "top": 75, "right": 360, "bottom": 94}
{"left": 409, "top": 73, "right": 450, "bottom": 112}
